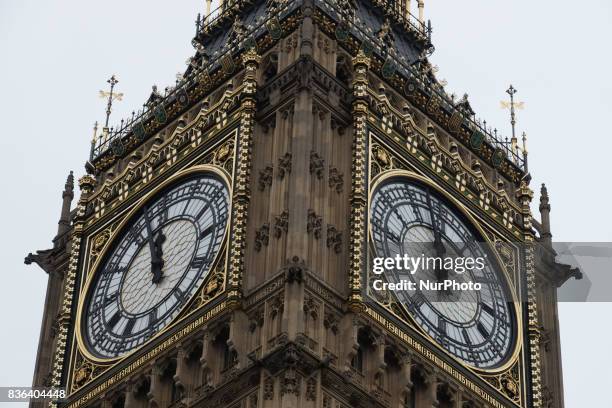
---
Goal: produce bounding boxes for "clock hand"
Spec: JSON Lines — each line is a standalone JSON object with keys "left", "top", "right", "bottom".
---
{"left": 143, "top": 206, "right": 165, "bottom": 284}
{"left": 151, "top": 230, "right": 166, "bottom": 284}
{"left": 425, "top": 191, "right": 453, "bottom": 299}
{"left": 425, "top": 190, "right": 448, "bottom": 282}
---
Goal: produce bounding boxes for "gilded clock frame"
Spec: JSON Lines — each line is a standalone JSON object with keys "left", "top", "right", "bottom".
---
{"left": 75, "top": 164, "right": 232, "bottom": 364}
{"left": 367, "top": 169, "right": 523, "bottom": 376}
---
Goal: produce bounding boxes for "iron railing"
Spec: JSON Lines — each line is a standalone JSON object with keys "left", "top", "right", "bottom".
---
{"left": 319, "top": 0, "right": 524, "bottom": 170}
{"left": 91, "top": 0, "right": 524, "bottom": 172}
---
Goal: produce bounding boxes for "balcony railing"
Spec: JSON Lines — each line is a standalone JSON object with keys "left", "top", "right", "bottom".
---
{"left": 319, "top": 0, "right": 524, "bottom": 171}
{"left": 91, "top": 0, "right": 524, "bottom": 173}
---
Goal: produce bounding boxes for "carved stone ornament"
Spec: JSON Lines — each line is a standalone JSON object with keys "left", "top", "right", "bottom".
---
{"left": 309, "top": 151, "right": 325, "bottom": 180}
{"left": 277, "top": 152, "right": 292, "bottom": 179}
{"left": 274, "top": 210, "right": 289, "bottom": 238}
{"left": 283, "top": 256, "right": 305, "bottom": 283}
{"left": 326, "top": 225, "right": 343, "bottom": 254}
{"left": 281, "top": 369, "right": 301, "bottom": 396}
{"left": 255, "top": 223, "right": 270, "bottom": 252}
{"left": 328, "top": 166, "right": 344, "bottom": 193}
{"left": 307, "top": 209, "right": 322, "bottom": 239}
{"left": 258, "top": 165, "right": 274, "bottom": 191}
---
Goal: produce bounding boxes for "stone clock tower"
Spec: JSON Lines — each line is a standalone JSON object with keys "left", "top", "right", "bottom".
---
{"left": 26, "top": 1, "right": 580, "bottom": 407}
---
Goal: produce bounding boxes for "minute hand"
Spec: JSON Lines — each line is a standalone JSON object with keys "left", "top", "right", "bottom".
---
{"left": 143, "top": 207, "right": 157, "bottom": 258}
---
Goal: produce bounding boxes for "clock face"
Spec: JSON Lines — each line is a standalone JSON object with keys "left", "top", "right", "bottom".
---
{"left": 370, "top": 179, "right": 516, "bottom": 369}
{"left": 83, "top": 173, "right": 229, "bottom": 359}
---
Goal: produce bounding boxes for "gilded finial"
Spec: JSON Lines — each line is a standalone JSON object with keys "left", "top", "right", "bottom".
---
{"left": 99, "top": 75, "right": 124, "bottom": 128}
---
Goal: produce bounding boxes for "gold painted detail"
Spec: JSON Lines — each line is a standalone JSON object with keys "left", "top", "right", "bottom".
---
{"left": 227, "top": 48, "right": 261, "bottom": 307}
{"left": 89, "top": 229, "right": 111, "bottom": 261}
{"left": 197, "top": 262, "right": 226, "bottom": 307}
{"left": 370, "top": 142, "right": 408, "bottom": 178}
{"left": 364, "top": 307, "right": 520, "bottom": 408}
{"left": 66, "top": 302, "right": 227, "bottom": 408}
{"left": 87, "top": 104, "right": 241, "bottom": 228}
{"left": 370, "top": 130, "right": 522, "bottom": 236}
{"left": 482, "top": 362, "right": 522, "bottom": 405}
{"left": 347, "top": 49, "right": 371, "bottom": 308}
{"left": 313, "top": 10, "right": 523, "bottom": 183}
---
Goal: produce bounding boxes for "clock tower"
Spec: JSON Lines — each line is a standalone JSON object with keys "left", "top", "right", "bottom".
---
{"left": 27, "top": 1, "right": 580, "bottom": 407}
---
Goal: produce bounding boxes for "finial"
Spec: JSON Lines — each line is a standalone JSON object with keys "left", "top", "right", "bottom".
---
{"left": 522, "top": 132, "right": 529, "bottom": 172}
{"left": 539, "top": 183, "right": 552, "bottom": 245}
{"left": 196, "top": 13, "right": 201, "bottom": 34}
{"left": 501, "top": 84, "right": 524, "bottom": 152}
{"left": 91, "top": 121, "right": 98, "bottom": 142}
{"left": 99, "top": 74, "right": 124, "bottom": 128}
{"left": 65, "top": 171, "right": 74, "bottom": 194}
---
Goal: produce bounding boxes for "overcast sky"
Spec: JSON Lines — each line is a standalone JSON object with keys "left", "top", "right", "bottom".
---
{"left": 0, "top": 1, "right": 610, "bottom": 406}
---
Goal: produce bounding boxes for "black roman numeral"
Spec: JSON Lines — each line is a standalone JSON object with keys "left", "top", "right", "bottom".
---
{"left": 477, "top": 322, "right": 490, "bottom": 339}
{"left": 107, "top": 312, "right": 121, "bottom": 329}
{"left": 199, "top": 224, "right": 215, "bottom": 239}
{"left": 481, "top": 302, "right": 496, "bottom": 317}
{"left": 462, "top": 329, "right": 472, "bottom": 346}
{"left": 123, "top": 318, "right": 136, "bottom": 336}
{"left": 191, "top": 256, "right": 207, "bottom": 269}
{"left": 173, "top": 288, "right": 185, "bottom": 301}
{"left": 148, "top": 309, "right": 157, "bottom": 327}
{"left": 438, "top": 316, "right": 447, "bottom": 336}
{"left": 195, "top": 203, "right": 210, "bottom": 220}
{"left": 104, "top": 292, "right": 118, "bottom": 306}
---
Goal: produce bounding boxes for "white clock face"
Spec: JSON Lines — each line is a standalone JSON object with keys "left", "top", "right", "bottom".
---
{"left": 370, "top": 178, "right": 516, "bottom": 369}
{"left": 83, "top": 173, "right": 229, "bottom": 359}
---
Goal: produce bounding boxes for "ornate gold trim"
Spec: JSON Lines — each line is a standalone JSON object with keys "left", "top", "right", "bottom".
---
{"left": 74, "top": 165, "right": 232, "bottom": 364}
{"left": 367, "top": 169, "right": 523, "bottom": 376}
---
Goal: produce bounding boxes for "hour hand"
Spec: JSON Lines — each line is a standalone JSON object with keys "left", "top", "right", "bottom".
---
{"left": 151, "top": 231, "right": 166, "bottom": 284}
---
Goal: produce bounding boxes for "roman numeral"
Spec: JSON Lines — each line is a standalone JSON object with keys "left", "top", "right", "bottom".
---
{"left": 191, "top": 256, "right": 207, "bottom": 269}
{"left": 481, "top": 302, "right": 496, "bottom": 317}
{"left": 195, "top": 203, "right": 210, "bottom": 220}
{"left": 462, "top": 329, "right": 472, "bottom": 346}
{"left": 408, "top": 292, "right": 426, "bottom": 311}
{"left": 477, "top": 322, "right": 490, "bottom": 339}
{"left": 107, "top": 312, "right": 121, "bottom": 330}
{"left": 148, "top": 309, "right": 157, "bottom": 328}
{"left": 173, "top": 288, "right": 185, "bottom": 301}
{"left": 385, "top": 229, "right": 401, "bottom": 244}
{"left": 438, "top": 316, "right": 447, "bottom": 336}
{"left": 107, "top": 265, "right": 127, "bottom": 275}
{"left": 123, "top": 319, "right": 136, "bottom": 336}
{"left": 199, "top": 224, "right": 215, "bottom": 239}
{"left": 104, "top": 292, "right": 118, "bottom": 306}
{"left": 412, "top": 206, "right": 424, "bottom": 222}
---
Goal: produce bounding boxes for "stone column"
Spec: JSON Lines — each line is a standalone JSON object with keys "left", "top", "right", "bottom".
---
{"left": 227, "top": 48, "right": 261, "bottom": 308}
{"left": 347, "top": 50, "right": 370, "bottom": 310}
{"left": 147, "top": 364, "right": 164, "bottom": 406}
{"left": 54, "top": 171, "right": 74, "bottom": 241}
{"left": 425, "top": 371, "right": 439, "bottom": 408}
{"left": 539, "top": 184, "right": 552, "bottom": 248}
{"left": 200, "top": 331, "right": 212, "bottom": 388}
{"left": 400, "top": 354, "right": 414, "bottom": 407}
{"left": 516, "top": 180, "right": 543, "bottom": 408}
{"left": 453, "top": 387, "right": 464, "bottom": 408}
{"left": 174, "top": 346, "right": 189, "bottom": 401}
{"left": 123, "top": 381, "right": 138, "bottom": 408}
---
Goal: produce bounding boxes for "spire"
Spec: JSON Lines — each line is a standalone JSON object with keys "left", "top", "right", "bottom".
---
{"left": 55, "top": 171, "right": 74, "bottom": 241}
{"left": 539, "top": 183, "right": 552, "bottom": 246}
